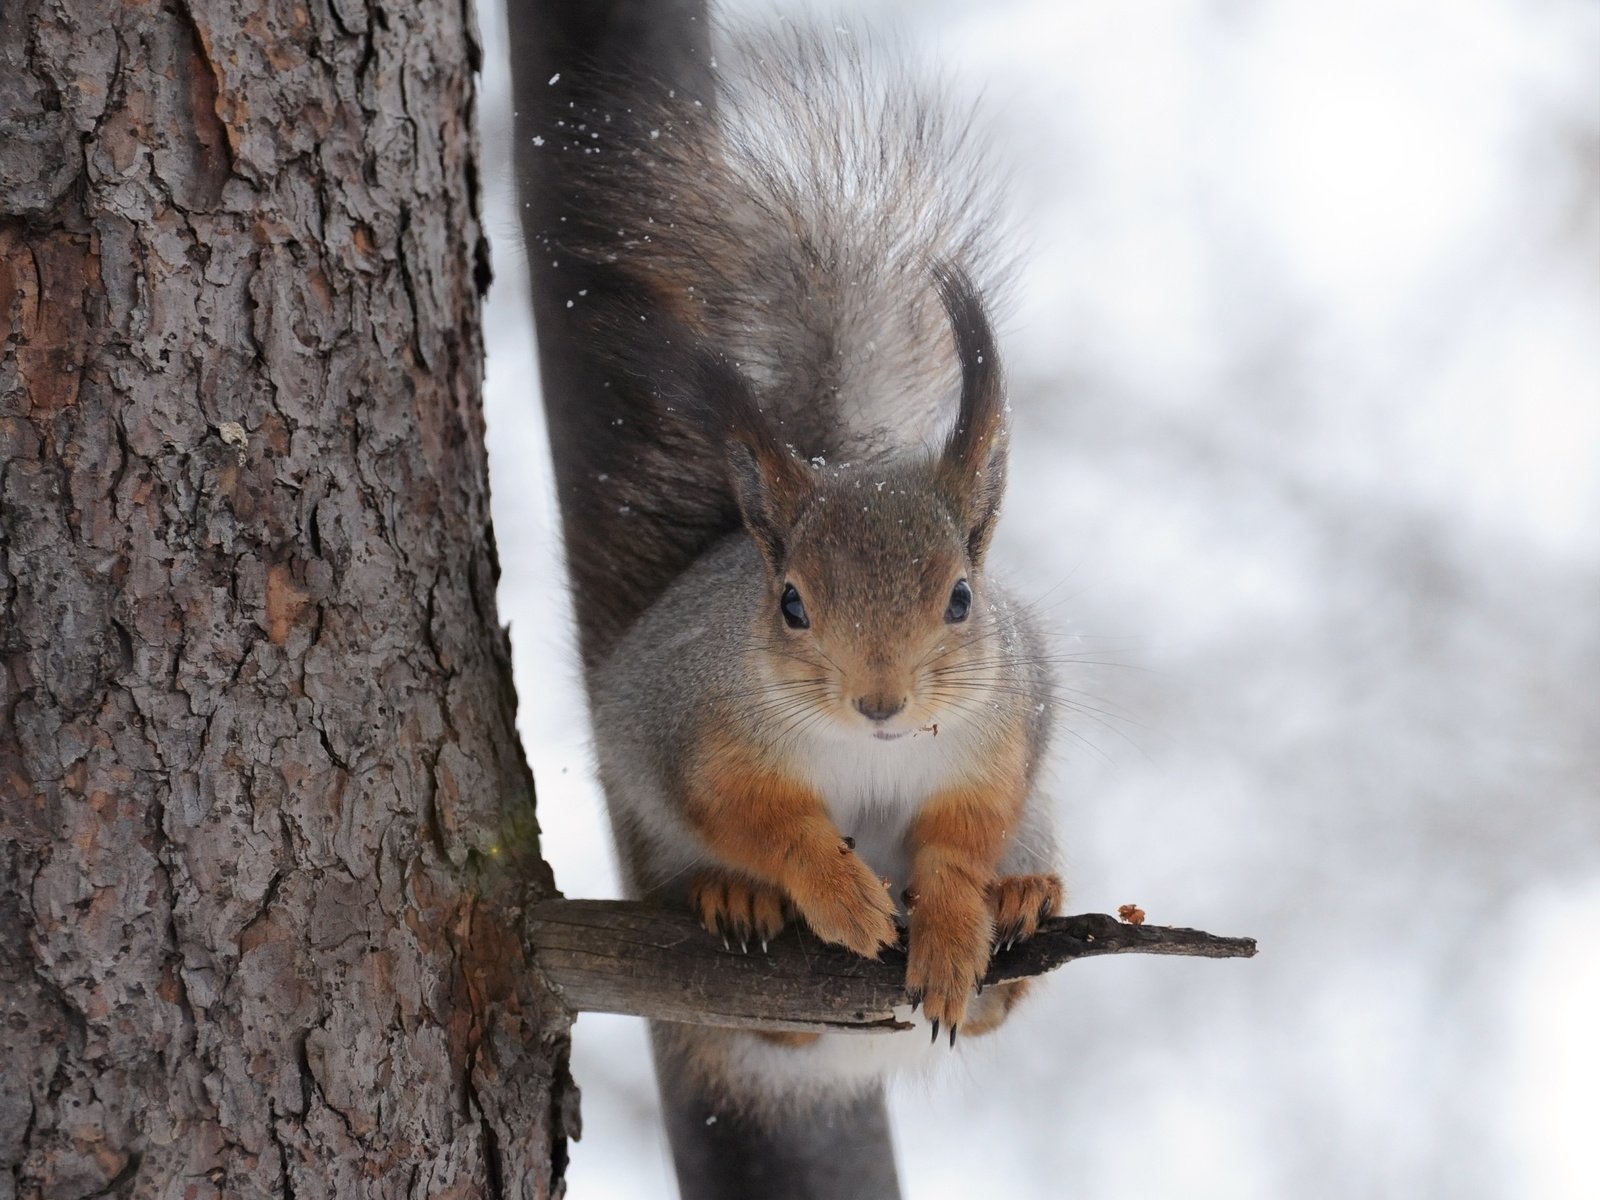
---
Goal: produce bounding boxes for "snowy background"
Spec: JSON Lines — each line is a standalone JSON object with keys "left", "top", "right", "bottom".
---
{"left": 477, "top": 2, "right": 1599, "bottom": 1197}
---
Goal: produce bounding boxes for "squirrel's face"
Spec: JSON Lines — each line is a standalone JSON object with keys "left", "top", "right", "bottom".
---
{"left": 751, "top": 466, "right": 998, "bottom": 740}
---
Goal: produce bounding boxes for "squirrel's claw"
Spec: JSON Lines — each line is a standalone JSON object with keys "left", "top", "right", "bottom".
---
{"left": 930, "top": 1019, "right": 941, "bottom": 1045}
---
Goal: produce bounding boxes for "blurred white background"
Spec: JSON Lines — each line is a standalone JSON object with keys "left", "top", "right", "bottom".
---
{"left": 478, "top": 1, "right": 1600, "bottom": 1196}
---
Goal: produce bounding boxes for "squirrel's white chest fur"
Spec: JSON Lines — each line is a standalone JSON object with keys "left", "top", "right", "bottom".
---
{"left": 788, "top": 716, "right": 985, "bottom": 893}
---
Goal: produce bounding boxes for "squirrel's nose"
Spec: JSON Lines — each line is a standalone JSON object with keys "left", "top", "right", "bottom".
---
{"left": 854, "top": 694, "right": 906, "bottom": 722}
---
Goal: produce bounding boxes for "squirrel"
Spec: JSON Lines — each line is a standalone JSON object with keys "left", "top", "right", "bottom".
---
{"left": 531, "top": 25, "right": 1064, "bottom": 1115}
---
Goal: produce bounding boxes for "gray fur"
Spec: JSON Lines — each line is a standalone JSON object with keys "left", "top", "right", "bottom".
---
{"left": 559, "top": 24, "right": 1006, "bottom": 462}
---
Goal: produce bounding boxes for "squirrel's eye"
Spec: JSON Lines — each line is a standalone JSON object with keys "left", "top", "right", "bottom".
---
{"left": 780, "top": 582, "right": 810, "bottom": 630}
{"left": 945, "top": 579, "right": 972, "bottom": 624}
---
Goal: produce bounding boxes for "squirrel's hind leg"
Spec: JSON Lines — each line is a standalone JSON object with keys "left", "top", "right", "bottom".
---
{"left": 688, "top": 869, "right": 791, "bottom": 953}
{"left": 986, "top": 872, "right": 1064, "bottom": 951}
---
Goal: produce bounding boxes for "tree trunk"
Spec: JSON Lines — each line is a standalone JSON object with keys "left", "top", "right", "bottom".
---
{"left": 0, "top": 2, "right": 575, "bottom": 1197}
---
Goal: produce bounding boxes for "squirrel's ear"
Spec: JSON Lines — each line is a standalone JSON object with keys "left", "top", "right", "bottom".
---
{"left": 693, "top": 354, "right": 812, "bottom": 573}
{"left": 726, "top": 436, "right": 811, "bottom": 572}
{"left": 933, "top": 261, "right": 1008, "bottom": 565}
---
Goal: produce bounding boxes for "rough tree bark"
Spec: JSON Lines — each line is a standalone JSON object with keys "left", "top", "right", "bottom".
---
{"left": 1, "top": 2, "right": 576, "bottom": 1197}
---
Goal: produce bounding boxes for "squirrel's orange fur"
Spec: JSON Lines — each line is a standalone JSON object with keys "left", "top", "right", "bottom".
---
{"left": 688, "top": 731, "right": 900, "bottom": 959}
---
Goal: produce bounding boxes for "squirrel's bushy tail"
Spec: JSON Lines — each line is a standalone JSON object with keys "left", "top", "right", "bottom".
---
{"left": 529, "top": 23, "right": 1005, "bottom": 665}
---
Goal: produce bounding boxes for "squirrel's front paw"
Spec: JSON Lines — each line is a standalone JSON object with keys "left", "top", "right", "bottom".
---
{"left": 905, "top": 885, "right": 993, "bottom": 1041}
{"left": 689, "top": 870, "right": 790, "bottom": 952}
{"left": 988, "top": 872, "right": 1064, "bottom": 950}
{"left": 787, "top": 843, "right": 898, "bottom": 959}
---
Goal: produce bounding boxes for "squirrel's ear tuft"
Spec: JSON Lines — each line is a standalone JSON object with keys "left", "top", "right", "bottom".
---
{"left": 933, "top": 260, "right": 1008, "bottom": 565}
{"left": 726, "top": 438, "right": 809, "bottom": 573}
{"left": 693, "top": 354, "right": 812, "bottom": 573}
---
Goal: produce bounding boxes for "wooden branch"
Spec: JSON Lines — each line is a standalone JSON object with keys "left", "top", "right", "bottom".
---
{"left": 528, "top": 900, "right": 1256, "bottom": 1033}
